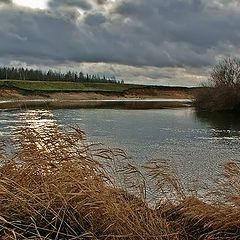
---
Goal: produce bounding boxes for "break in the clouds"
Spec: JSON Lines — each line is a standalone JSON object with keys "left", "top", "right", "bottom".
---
{"left": 0, "top": 0, "right": 240, "bottom": 86}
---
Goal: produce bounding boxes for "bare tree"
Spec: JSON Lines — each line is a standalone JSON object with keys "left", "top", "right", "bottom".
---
{"left": 195, "top": 57, "right": 240, "bottom": 112}
{"left": 210, "top": 57, "right": 240, "bottom": 88}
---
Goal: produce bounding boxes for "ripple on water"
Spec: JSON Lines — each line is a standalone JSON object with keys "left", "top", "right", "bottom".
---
{"left": 0, "top": 108, "right": 240, "bottom": 186}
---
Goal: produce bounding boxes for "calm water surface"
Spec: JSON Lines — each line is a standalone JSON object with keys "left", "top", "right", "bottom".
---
{"left": 1, "top": 108, "right": 240, "bottom": 184}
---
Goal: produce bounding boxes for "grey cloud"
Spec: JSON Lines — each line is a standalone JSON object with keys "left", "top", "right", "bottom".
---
{"left": 1, "top": 0, "right": 240, "bottom": 86}
{"left": 48, "top": 0, "right": 110, "bottom": 10}
{"left": 0, "top": 7, "right": 80, "bottom": 63}
{"left": 75, "top": 63, "right": 208, "bottom": 86}
{"left": 96, "top": 0, "right": 108, "bottom": 5}
{"left": 113, "top": 0, "right": 240, "bottom": 65}
{"left": 0, "top": 0, "right": 12, "bottom": 4}
{"left": 57, "top": 7, "right": 82, "bottom": 22}
{"left": 49, "top": 0, "right": 93, "bottom": 10}
{"left": 84, "top": 13, "right": 106, "bottom": 25}
{"left": 115, "top": 0, "right": 239, "bottom": 48}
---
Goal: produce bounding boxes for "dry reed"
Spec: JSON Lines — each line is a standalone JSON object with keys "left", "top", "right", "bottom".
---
{"left": 0, "top": 125, "right": 240, "bottom": 239}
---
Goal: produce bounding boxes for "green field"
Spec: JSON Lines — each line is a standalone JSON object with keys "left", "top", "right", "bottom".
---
{"left": 0, "top": 80, "right": 142, "bottom": 93}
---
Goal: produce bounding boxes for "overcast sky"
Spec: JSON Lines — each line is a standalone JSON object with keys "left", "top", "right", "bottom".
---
{"left": 0, "top": 0, "right": 240, "bottom": 86}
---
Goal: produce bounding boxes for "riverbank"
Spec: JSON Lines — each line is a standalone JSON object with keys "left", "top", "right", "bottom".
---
{"left": 0, "top": 82, "right": 195, "bottom": 109}
{"left": 0, "top": 80, "right": 195, "bottom": 99}
{"left": 1, "top": 126, "right": 239, "bottom": 239}
{"left": 0, "top": 98, "right": 192, "bottom": 110}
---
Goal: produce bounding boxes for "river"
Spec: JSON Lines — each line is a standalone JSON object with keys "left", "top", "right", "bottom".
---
{"left": 1, "top": 107, "right": 240, "bottom": 185}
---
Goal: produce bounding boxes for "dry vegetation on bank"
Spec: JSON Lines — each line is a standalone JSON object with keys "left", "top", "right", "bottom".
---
{"left": 0, "top": 125, "right": 240, "bottom": 239}
{"left": 195, "top": 57, "right": 240, "bottom": 112}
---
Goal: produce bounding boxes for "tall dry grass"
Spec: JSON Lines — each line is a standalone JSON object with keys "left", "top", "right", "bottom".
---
{"left": 0, "top": 125, "right": 240, "bottom": 239}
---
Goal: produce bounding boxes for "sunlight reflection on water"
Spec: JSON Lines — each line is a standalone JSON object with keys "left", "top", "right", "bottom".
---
{"left": 0, "top": 108, "right": 240, "bottom": 186}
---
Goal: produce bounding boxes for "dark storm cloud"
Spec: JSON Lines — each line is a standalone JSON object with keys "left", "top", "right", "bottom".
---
{"left": 113, "top": 0, "right": 240, "bottom": 67}
{"left": 48, "top": 0, "right": 110, "bottom": 10}
{"left": 49, "top": 0, "right": 93, "bottom": 10}
{"left": 114, "top": 0, "right": 240, "bottom": 64}
{"left": 1, "top": 0, "right": 240, "bottom": 71}
{"left": 84, "top": 12, "right": 106, "bottom": 26}
{"left": 0, "top": 0, "right": 12, "bottom": 4}
{"left": 0, "top": 7, "right": 80, "bottom": 63}
{"left": 96, "top": 0, "right": 108, "bottom": 5}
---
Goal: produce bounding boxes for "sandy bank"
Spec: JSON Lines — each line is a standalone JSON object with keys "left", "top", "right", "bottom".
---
{"left": 0, "top": 88, "right": 193, "bottom": 110}
{"left": 0, "top": 98, "right": 192, "bottom": 110}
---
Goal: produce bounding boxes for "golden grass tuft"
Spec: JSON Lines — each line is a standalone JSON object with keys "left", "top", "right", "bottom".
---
{"left": 0, "top": 126, "right": 240, "bottom": 239}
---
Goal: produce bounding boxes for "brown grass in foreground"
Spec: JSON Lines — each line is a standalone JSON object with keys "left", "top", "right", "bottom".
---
{"left": 0, "top": 126, "right": 240, "bottom": 239}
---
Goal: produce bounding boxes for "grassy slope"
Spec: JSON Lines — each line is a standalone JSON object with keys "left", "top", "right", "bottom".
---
{"left": 0, "top": 79, "right": 194, "bottom": 94}
{"left": 0, "top": 80, "right": 142, "bottom": 93}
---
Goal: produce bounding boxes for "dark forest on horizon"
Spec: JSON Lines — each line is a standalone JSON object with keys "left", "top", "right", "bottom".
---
{"left": 0, "top": 66, "right": 124, "bottom": 84}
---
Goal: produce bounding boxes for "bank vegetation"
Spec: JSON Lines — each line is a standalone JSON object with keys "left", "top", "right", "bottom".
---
{"left": 195, "top": 57, "right": 240, "bottom": 112}
{"left": 0, "top": 126, "right": 240, "bottom": 239}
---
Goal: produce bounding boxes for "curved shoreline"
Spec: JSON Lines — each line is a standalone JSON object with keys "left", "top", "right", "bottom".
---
{"left": 0, "top": 98, "right": 193, "bottom": 110}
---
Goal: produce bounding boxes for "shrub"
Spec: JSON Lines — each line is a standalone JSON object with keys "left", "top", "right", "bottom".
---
{"left": 195, "top": 57, "right": 240, "bottom": 111}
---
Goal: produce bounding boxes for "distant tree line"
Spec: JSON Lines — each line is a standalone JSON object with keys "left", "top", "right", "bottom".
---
{"left": 0, "top": 67, "right": 124, "bottom": 84}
